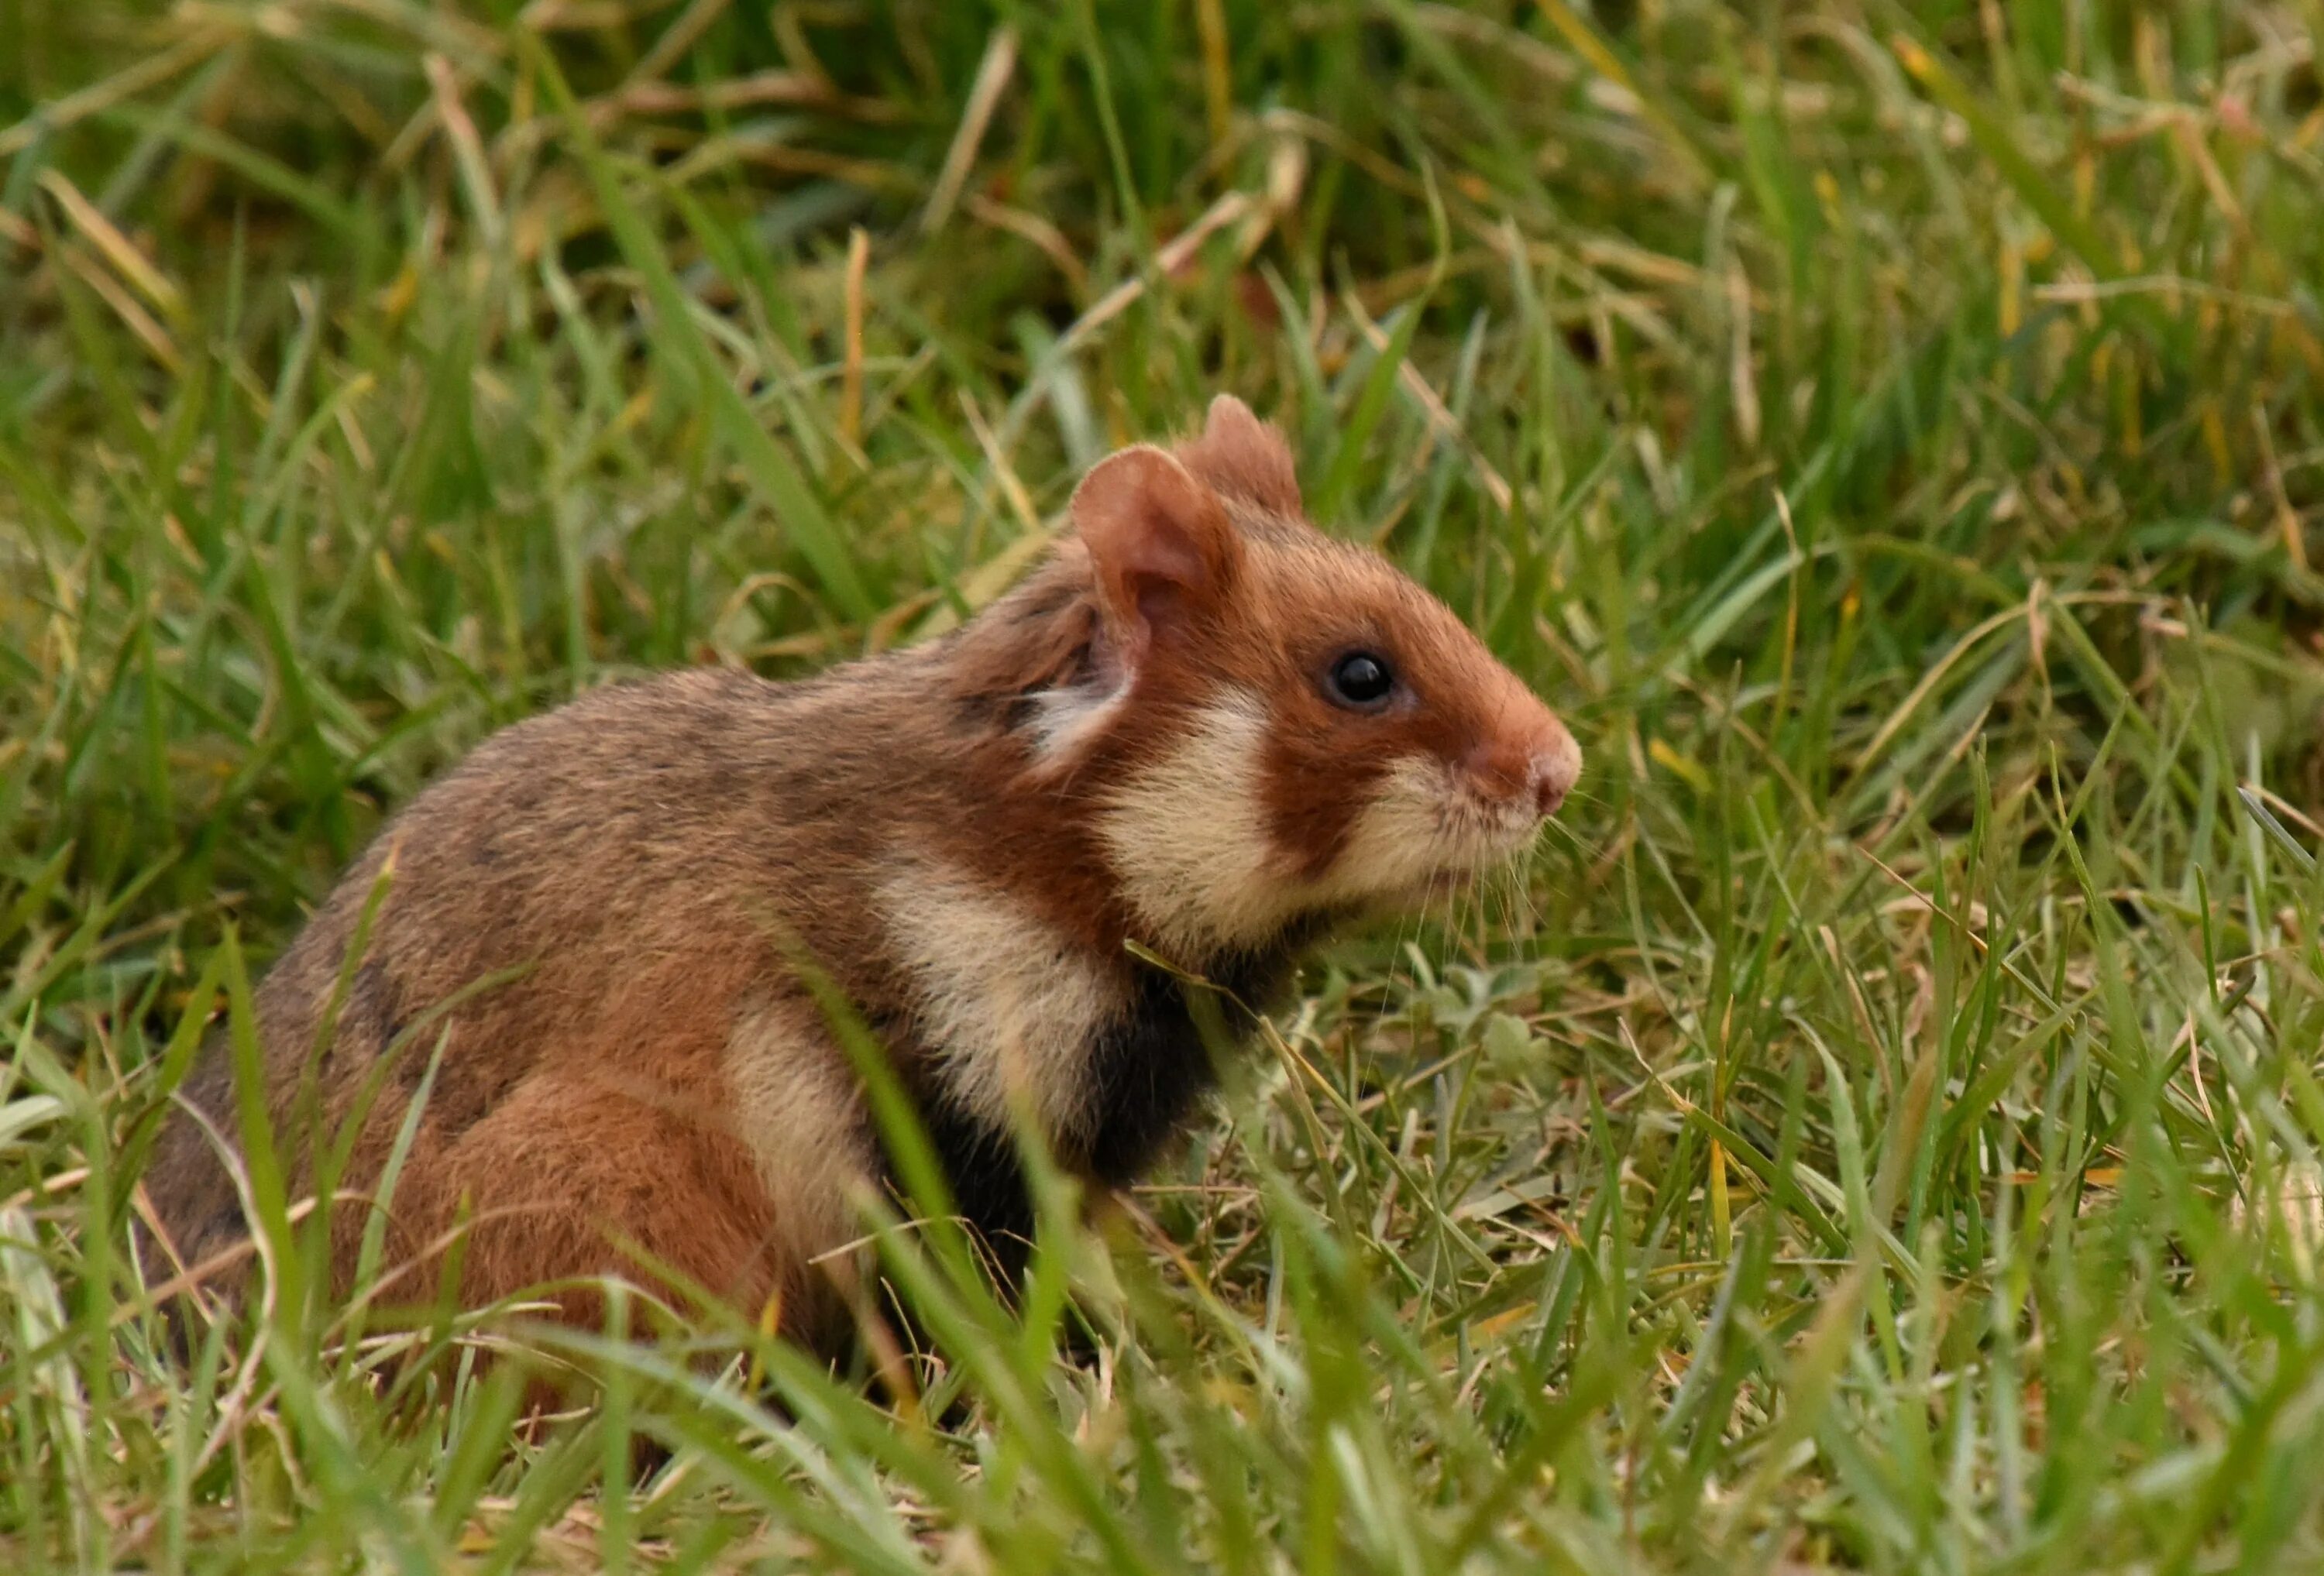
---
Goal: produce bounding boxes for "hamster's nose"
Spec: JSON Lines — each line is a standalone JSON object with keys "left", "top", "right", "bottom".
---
{"left": 1529, "top": 726, "right": 1582, "bottom": 818}
{"left": 1466, "top": 713, "right": 1582, "bottom": 818}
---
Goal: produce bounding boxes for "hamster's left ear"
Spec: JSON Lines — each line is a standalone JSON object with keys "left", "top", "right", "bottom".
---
{"left": 1071, "top": 445, "right": 1241, "bottom": 671}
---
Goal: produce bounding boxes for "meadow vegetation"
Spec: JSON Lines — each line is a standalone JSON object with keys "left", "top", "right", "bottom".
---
{"left": 5, "top": 1, "right": 2324, "bottom": 1569}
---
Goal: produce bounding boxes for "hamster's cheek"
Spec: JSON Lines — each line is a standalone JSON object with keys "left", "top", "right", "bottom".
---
{"left": 1326, "top": 756, "right": 1457, "bottom": 898}
{"left": 1097, "top": 689, "right": 1291, "bottom": 952}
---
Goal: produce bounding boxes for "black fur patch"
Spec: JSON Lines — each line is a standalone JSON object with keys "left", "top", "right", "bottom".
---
{"left": 1078, "top": 945, "right": 1298, "bottom": 1186}
{"left": 913, "top": 1094, "right": 1039, "bottom": 1279}
{"left": 875, "top": 942, "right": 1306, "bottom": 1290}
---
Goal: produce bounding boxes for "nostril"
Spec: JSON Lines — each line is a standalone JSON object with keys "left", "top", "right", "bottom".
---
{"left": 1529, "top": 740, "right": 1580, "bottom": 819}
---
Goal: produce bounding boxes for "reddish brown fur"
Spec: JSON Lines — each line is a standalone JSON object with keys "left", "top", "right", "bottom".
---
{"left": 141, "top": 397, "right": 1578, "bottom": 1365}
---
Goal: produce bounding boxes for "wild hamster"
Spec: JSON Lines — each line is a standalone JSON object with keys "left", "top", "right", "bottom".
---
{"left": 142, "top": 396, "right": 1580, "bottom": 1348}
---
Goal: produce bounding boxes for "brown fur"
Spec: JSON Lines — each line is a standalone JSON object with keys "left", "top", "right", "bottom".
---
{"left": 141, "top": 397, "right": 1580, "bottom": 1360}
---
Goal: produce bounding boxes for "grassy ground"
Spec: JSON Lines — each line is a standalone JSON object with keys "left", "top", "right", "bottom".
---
{"left": 4, "top": 0, "right": 2324, "bottom": 1569}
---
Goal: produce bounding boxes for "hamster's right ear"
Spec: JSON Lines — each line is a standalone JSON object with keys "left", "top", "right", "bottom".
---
{"left": 1071, "top": 445, "right": 1239, "bottom": 668}
{"left": 1184, "top": 394, "right": 1302, "bottom": 517}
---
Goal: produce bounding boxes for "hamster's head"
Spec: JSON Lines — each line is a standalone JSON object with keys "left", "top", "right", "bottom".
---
{"left": 1046, "top": 396, "right": 1581, "bottom": 960}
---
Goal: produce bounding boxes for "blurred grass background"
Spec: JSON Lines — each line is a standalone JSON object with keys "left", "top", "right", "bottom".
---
{"left": 5, "top": 0, "right": 2324, "bottom": 1570}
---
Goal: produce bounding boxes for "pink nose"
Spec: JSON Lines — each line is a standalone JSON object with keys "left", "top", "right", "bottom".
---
{"left": 1529, "top": 730, "right": 1582, "bottom": 818}
{"left": 1466, "top": 717, "right": 1582, "bottom": 819}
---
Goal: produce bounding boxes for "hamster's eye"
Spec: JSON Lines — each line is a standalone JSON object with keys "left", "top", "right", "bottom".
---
{"left": 1326, "top": 651, "right": 1396, "bottom": 710}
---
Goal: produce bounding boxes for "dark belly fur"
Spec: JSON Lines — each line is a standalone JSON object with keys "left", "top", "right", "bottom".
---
{"left": 889, "top": 945, "right": 1300, "bottom": 1282}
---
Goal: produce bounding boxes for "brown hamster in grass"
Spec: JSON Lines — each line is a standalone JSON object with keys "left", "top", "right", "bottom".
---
{"left": 141, "top": 396, "right": 1580, "bottom": 1353}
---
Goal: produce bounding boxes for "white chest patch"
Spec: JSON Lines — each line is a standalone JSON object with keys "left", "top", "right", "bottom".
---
{"left": 876, "top": 859, "right": 1129, "bottom": 1145}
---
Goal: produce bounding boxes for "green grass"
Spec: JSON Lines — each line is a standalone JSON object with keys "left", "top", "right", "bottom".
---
{"left": 5, "top": 0, "right": 2324, "bottom": 1569}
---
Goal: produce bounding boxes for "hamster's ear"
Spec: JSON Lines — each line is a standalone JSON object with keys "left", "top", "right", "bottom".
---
{"left": 1177, "top": 393, "right": 1302, "bottom": 517}
{"left": 1071, "top": 445, "right": 1239, "bottom": 667}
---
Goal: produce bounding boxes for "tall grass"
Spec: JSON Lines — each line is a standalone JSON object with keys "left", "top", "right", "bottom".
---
{"left": 5, "top": 1, "right": 2324, "bottom": 1569}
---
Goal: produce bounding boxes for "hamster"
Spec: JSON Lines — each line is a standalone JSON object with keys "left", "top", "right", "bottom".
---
{"left": 141, "top": 396, "right": 1580, "bottom": 1347}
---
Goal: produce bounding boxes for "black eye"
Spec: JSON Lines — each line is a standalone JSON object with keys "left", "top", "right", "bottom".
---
{"left": 1326, "top": 651, "right": 1395, "bottom": 709}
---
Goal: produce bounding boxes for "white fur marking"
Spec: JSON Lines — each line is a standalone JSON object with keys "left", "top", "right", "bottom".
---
{"left": 878, "top": 860, "right": 1126, "bottom": 1144}
{"left": 1100, "top": 693, "right": 1545, "bottom": 955}
{"left": 1030, "top": 678, "right": 1127, "bottom": 761}
{"left": 722, "top": 999, "right": 875, "bottom": 1272}
{"left": 1097, "top": 693, "right": 1287, "bottom": 956}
